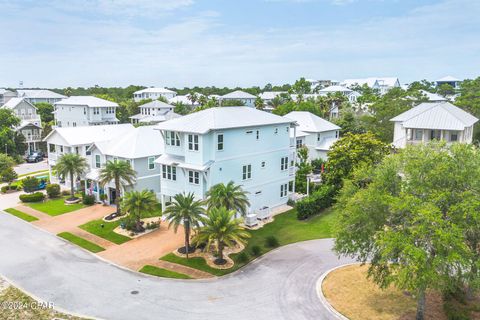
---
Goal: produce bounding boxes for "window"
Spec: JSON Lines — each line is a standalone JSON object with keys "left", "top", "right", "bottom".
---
{"left": 430, "top": 130, "right": 441, "bottom": 140}
{"left": 286, "top": 126, "right": 289, "bottom": 132}
{"left": 296, "top": 139, "right": 303, "bottom": 148}
{"left": 280, "top": 183, "right": 288, "bottom": 197}
{"left": 256, "top": 130, "right": 260, "bottom": 140}
{"left": 188, "top": 170, "right": 200, "bottom": 185}
{"left": 261, "top": 161, "right": 266, "bottom": 168}
{"left": 95, "top": 155, "right": 101, "bottom": 168}
{"left": 280, "top": 156, "right": 288, "bottom": 171}
{"left": 162, "top": 165, "right": 176, "bottom": 181}
{"left": 49, "top": 144, "right": 55, "bottom": 153}
{"left": 317, "top": 134, "right": 320, "bottom": 141}
{"left": 60, "top": 146, "right": 64, "bottom": 153}
{"left": 274, "top": 128, "right": 278, "bottom": 134}
{"left": 414, "top": 129, "right": 423, "bottom": 141}
{"left": 188, "top": 134, "right": 199, "bottom": 151}
{"left": 148, "top": 157, "right": 155, "bottom": 170}
{"left": 450, "top": 132, "right": 458, "bottom": 142}
{"left": 75, "top": 147, "right": 79, "bottom": 154}
{"left": 73, "top": 122, "right": 76, "bottom": 127}
{"left": 246, "top": 130, "right": 253, "bottom": 134}
{"left": 84, "top": 108, "right": 86, "bottom": 115}
{"left": 335, "top": 131, "right": 339, "bottom": 138}
{"left": 165, "top": 131, "right": 180, "bottom": 146}
{"left": 217, "top": 134, "right": 224, "bottom": 151}
{"left": 242, "top": 164, "right": 252, "bottom": 180}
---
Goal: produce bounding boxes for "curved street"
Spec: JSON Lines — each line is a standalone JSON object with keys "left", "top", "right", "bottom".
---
{"left": 0, "top": 212, "right": 354, "bottom": 320}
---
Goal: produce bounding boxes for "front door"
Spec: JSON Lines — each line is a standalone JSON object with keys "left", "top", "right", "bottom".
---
{"left": 109, "top": 188, "right": 117, "bottom": 205}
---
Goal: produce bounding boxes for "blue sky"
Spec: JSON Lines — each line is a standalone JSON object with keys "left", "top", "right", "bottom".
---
{"left": 1, "top": 0, "right": 479, "bottom": 88}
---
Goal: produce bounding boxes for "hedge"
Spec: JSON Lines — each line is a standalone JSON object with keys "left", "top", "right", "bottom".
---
{"left": 46, "top": 184, "right": 61, "bottom": 198}
{"left": 1, "top": 185, "right": 18, "bottom": 193}
{"left": 296, "top": 184, "right": 335, "bottom": 220}
{"left": 82, "top": 194, "right": 95, "bottom": 205}
{"left": 19, "top": 192, "right": 45, "bottom": 203}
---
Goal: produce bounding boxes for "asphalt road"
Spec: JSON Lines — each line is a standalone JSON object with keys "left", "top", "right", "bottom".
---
{"left": 13, "top": 159, "right": 48, "bottom": 176}
{"left": 0, "top": 212, "right": 354, "bottom": 320}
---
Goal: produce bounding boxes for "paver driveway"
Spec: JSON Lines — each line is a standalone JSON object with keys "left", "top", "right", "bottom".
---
{"left": 0, "top": 212, "right": 354, "bottom": 320}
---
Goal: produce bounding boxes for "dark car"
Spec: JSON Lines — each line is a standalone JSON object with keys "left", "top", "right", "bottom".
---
{"left": 26, "top": 152, "right": 43, "bottom": 163}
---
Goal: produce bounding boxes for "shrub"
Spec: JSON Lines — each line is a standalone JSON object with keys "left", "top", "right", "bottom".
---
{"left": 61, "top": 190, "right": 70, "bottom": 196}
{"left": 1, "top": 167, "right": 17, "bottom": 184}
{"left": 287, "top": 198, "right": 296, "bottom": 207}
{"left": 9, "top": 184, "right": 17, "bottom": 190}
{"left": 236, "top": 251, "right": 249, "bottom": 263}
{"left": 46, "top": 184, "right": 61, "bottom": 198}
{"left": 82, "top": 194, "right": 95, "bottom": 205}
{"left": 19, "top": 192, "right": 45, "bottom": 203}
{"left": 22, "top": 176, "right": 39, "bottom": 193}
{"left": 146, "top": 221, "right": 160, "bottom": 230}
{"left": 1, "top": 186, "right": 8, "bottom": 193}
{"left": 265, "top": 235, "right": 280, "bottom": 248}
{"left": 251, "top": 245, "right": 262, "bottom": 256}
{"left": 296, "top": 184, "right": 335, "bottom": 220}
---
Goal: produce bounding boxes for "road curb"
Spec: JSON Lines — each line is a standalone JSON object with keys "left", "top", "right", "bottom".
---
{"left": 316, "top": 263, "right": 360, "bottom": 320}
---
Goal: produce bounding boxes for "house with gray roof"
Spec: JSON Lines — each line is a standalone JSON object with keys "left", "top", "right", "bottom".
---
{"left": 54, "top": 96, "right": 119, "bottom": 128}
{"left": 219, "top": 90, "right": 257, "bottom": 108}
{"left": 129, "top": 100, "right": 181, "bottom": 125}
{"left": 0, "top": 89, "right": 17, "bottom": 105}
{"left": 390, "top": 102, "right": 478, "bottom": 148}
{"left": 17, "top": 89, "right": 66, "bottom": 104}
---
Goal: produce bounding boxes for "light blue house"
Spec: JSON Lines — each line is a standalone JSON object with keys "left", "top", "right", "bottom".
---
{"left": 155, "top": 107, "right": 297, "bottom": 215}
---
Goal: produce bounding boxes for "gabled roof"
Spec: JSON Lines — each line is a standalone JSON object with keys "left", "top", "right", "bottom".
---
{"left": 0, "top": 89, "right": 15, "bottom": 95}
{"left": 138, "top": 100, "right": 173, "bottom": 109}
{"left": 134, "top": 87, "right": 176, "bottom": 94}
{"left": 168, "top": 94, "right": 204, "bottom": 105}
{"left": 97, "top": 126, "right": 164, "bottom": 158}
{"left": 44, "top": 123, "right": 134, "bottom": 145}
{"left": 318, "top": 85, "right": 353, "bottom": 93}
{"left": 419, "top": 90, "right": 447, "bottom": 102}
{"left": 156, "top": 107, "right": 295, "bottom": 134}
{"left": 221, "top": 90, "right": 257, "bottom": 99}
{"left": 258, "top": 91, "right": 286, "bottom": 100}
{"left": 284, "top": 111, "right": 340, "bottom": 133}
{"left": 55, "top": 96, "right": 118, "bottom": 108}
{"left": 2, "top": 97, "right": 36, "bottom": 110}
{"left": 436, "top": 76, "right": 460, "bottom": 82}
{"left": 17, "top": 89, "right": 66, "bottom": 99}
{"left": 390, "top": 102, "right": 478, "bottom": 130}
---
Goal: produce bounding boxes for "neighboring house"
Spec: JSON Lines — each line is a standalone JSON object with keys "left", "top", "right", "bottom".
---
{"left": 219, "top": 90, "right": 257, "bottom": 108}
{"left": 284, "top": 111, "right": 340, "bottom": 160}
{"left": 133, "top": 87, "right": 177, "bottom": 102}
{"left": 168, "top": 93, "right": 204, "bottom": 107}
{"left": 0, "top": 89, "right": 16, "bottom": 105}
{"left": 306, "top": 79, "right": 340, "bottom": 91}
{"left": 2, "top": 98, "right": 42, "bottom": 154}
{"left": 390, "top": 102, "right": 478, "bottom": 148}
{"left": 155, "top": 107, "right": 297, "bottom": 214}
{"left": 259, "top": 91, "right": 287, "bottom": 104}
{"left": 129, "top": 100, "right": 181, "bottom": 125}
{"left": 419, "top": 90, "right": 447, "bottom": 102}
{"left": 17, "top": 89, "right": 66, "bottom": 104}
{"left": 341, "top": 77, "right": 401, "bottom": 94}
{"left": 44, "top": 124, "right": 135, "bottom": 187}
{"left": 435, "top": 76, "right": 461, "bottom": 89}
{"left": 85, "top": 126, "right": 164, "bottom": 203}
{"left": 318, "top": 85, "right": 361, "bottom": 117}
{"left": 54, "top": 96, "right": 119, "bottom": 128}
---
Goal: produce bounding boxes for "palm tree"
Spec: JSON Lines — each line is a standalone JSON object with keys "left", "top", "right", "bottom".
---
{"left": 206, "top": 181, "right": 250, "bottom": 218}
{"left": 98, "top": 161, "right": 136, "bottom": 215}
{"left": 193, "top": 207, "right": 250, "bottom": 265}
{"left": 121, "top": 190, "right": 158, "bottom": 232}
{"left": 53, "top": 153, "right": 89, "bottom": 201}
{"left": 164, "top": 193, "right": 205, "bottom": 258}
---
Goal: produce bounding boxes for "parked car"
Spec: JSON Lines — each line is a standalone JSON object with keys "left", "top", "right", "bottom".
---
{"left": 26, "top": 152, "right": 44, "bottom": 163}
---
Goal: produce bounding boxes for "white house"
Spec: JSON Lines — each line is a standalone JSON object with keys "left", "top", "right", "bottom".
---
{"left": 390, "top": 102, "right": 478, "bottom": 148}
{"left": 155, "top": 107, "right": 297, "bottom": 215}
{"left": 2, "top": 98, "right": 42, "bottom": 154}
{"left": 284, "top": 111, "right": 340, "bottom": 160}
{"left": 0, "top": 89, "right": 16, "bottom": 105}
{"left": 54, "top": 96, "right": 119, "bottom": 128}
{"left": 168, "top": 93, "right": 205, "bottom": 107}
{"left": 341, "top": 77, "right": 401, "bottom": 95}
{"left": 133, "top": 87, "right": 177, "bottom": 102}
{"left": 419, "top": 90, "right": 447, "bottom": 102}
{"left": 17, "top": 89, "right": 66, "bottom": 104}
{"left": 435, "top": 76, "right": 461, "bottom": 89}
{"left": 219, "top": 90, "right": 257, "bottom": 108}
{"left": 85, "top": 126, "right": 164, "bottom": 204}
{"left": 44, "top": 124, "right": 135, "bottom": 188}
{"left": 129, "top": 100, "right": 180, "bottom": 125}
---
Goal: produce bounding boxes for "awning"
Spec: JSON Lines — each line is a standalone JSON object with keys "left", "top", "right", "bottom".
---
{"left": 85, "top": 169, "right": 101, "bottom": 180}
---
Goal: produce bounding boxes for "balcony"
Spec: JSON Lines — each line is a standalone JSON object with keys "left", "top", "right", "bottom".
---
{"left": 18, "top": 114, "right": 41, "bottom": 121}
{"left": 24, "top": 134, "right": 42, "bottom": 142}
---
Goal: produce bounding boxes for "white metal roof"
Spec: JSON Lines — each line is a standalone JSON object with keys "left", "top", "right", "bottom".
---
{"left": 17, "top": 89, "right": 66, "bottom": 99}
{"left": 221, "top": 90, "right": 257, "bottom": 99}
{"left": 420, "top": 90, "right": 447, "bottom": 102}
{"left": 436, "top": 76, "right": 460, "bottom": 82}
{"left": 55, "top": 96, "right": 118, "bottom": 108}
{"left": 259, "top": 91, "right": 287, "bottom": 100}
{"left": 138, "top": 100, "right": 173, "bottom": 109}
{"left": 2, "top": 97, "right": 36, "bottom": 110}
{"left": 156, "top": 107, "right": 295, "bottom": 134}
{"left": 99, "top": 126, "right": 164, "bottom": 159}
{"left": 341, "top": 77, "right": 399, "bottom": 88}
{"left": 284, "top": 111, "right": 340, "bottom": 133}
{"left": 168, "top": 94, "right": 203, "bottom": 105}
{"left": 134, "top": 87, "right": 176, "bottom": 94}
{"left": 44, "top": 123, "right": 134, "bottom": 145}
{"left": 318, "top": 85, "right": 353, "bottom": 93}
{"left": 390, "top": 102, "right": 478, "bottom": 130}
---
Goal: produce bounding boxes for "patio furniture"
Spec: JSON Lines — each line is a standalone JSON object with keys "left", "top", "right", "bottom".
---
{"left": 245, "top": 213, "right": 258, "bottom": 227}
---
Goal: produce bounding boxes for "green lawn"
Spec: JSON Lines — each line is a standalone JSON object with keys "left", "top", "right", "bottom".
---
{"left": 3, "top": 208, "right": 38, "bottom": 222}
{"left": 79, "top": 219, "right": 131, "bottom": 245}
{"left": 57, "top": 232, "right": 105, "bottom": 253}
{"left": 160, "top": 208, "right": 337, "bottom": 276}
{"left": 139, "top": 265, "right": 192, "bottom": 279}
{"left": 17, "top": 170, "right": 49, "bottom": 178}
{"left": 26, "top": 197, "right": 87, "bottom": 216}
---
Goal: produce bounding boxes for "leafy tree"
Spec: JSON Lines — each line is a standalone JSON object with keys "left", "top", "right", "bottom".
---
{"left": 174, "top": 102, "right": 191, "bottom": 115}
{"left": 267, "top": 95, "right": 286, "bottom": 109}
{"left": 22, "top": 176, "right": 39, "bottom": 193}
{"left": 34, "top": 103, "right": 54, "bottom": 123}
{"left": 0, "top": 109, "right": 21, "bottom": 157}
{"left": 121, "top": 190, "right": 159, "bottom": 232}
{"left": 193, "top": 207, "right": 250, "bottom": 265}
{"left": 98, "top": 161, "right": 136, "bottom": 214}
{"left": 187, "top": 92, "right": 198, "bottom": 106}
{"left": 289, "top": 77, "right": 312, "bottom": 95}
{"left": 437, "top": 83, "right": 456, "bottom": 97}
{"left": 351, "top": 84, "right": 380, "bottom": 105}
{"left": 0, "top": 154, "right": 15, "bottom": 173}
{"left": 323, "top": 132, "right": 390, "bottom": 189}
{"left": 221, "top": 99, "right": 245, "bottom": 107}
{"left": 295, "top": 146, "right": 313, "bottom": 194}
{"left": 53, "top": 153, "right": 89, "bottom": 200}
{"left": 206, "top": 181, "right": 250, "bottom": 218}
{"left": 407, "top": 80, "right": 436, "bottom": 93}
{"left": 1, "top": 167, "right": 17, "bottom": 184}
{"left": 255, "top": 96, "right": 264, "bottom": 110}
{"left": 164, "top": 193, "right": 205, "bottom": 258}
{"left": 334, "top": 142, "right": 477, "bottom": 320}
{"left": 454, "top": 77, "right": 480, "bottom": 141}
{"left": 333, "top": 107, "right": 367, "bottom": 135}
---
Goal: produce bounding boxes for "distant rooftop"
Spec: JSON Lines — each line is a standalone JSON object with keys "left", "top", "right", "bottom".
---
{"left": 138, "top": 100, "right": 173, "bottom": 109}
{"left": 44, "top": 123, "right": 134, "bottom": 145}
{"left": 55, "top": 96, "right": 118, "bottom": 108}
{"left": 2, "top": 97, "right": 34, "bottom": 109}
{"left": 17, "top": 89, "right": 66, "bottom": 99}
{"left": 221, "top": 90, "right": 257, "bottom": 99}
{"left": 436, "top": 76, "right": 461, "bottom": 82}
{"left": 285, "top": 111, "right": 340, "bottom": 133}
{"left": 134, "top": 87, "right": 176, "bottom": 94}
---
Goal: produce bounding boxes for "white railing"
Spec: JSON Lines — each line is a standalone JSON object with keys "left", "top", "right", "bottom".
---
{"left": 18, "top": 114, "right": 41, "bottom": 121}
{"left": 24, "top": 134, "right": 42, "bottom": 142}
